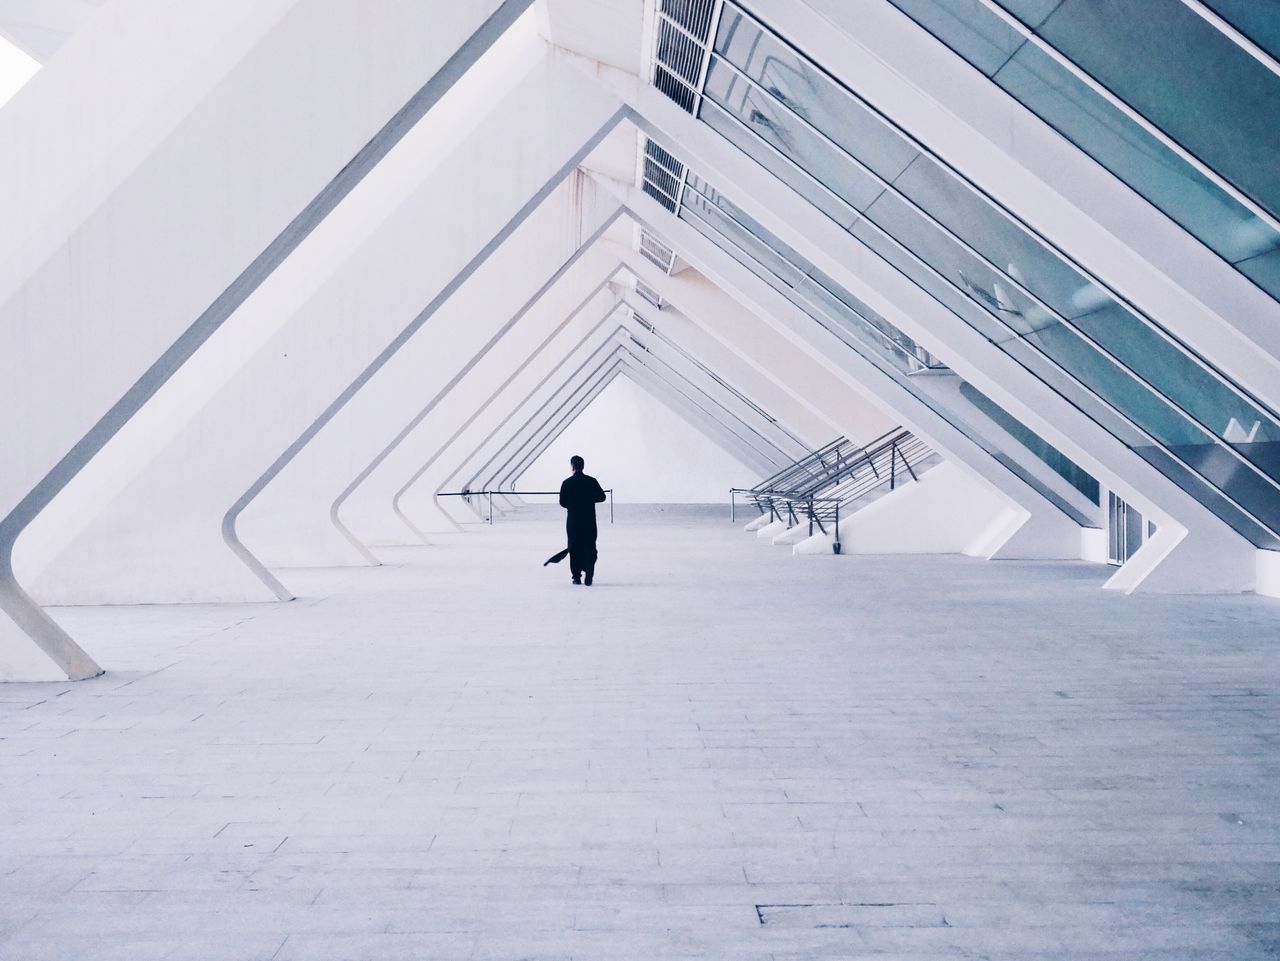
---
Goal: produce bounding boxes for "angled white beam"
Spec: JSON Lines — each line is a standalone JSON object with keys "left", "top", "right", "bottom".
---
{"left": 612, "top": 324, "right": 798, "bottom": 476}
{"left": 472, "top": 314, "right": 801, "bottom": 497}
{"left": 0, "top": 0, "right": 532, "bottom": 680}
{"left": 0, "top": 0, "right": 104, "bottom": 62}
{"left": 610, "top": 85, "right": 1257, "bottom": 587}
{"left": 610, "top": 349, "right": 781, "bottom": 476}
{"left": 21, "top": 54, "right": 624, "bottom": 611}
{"left": 334, "top": 276, "right": 624, "bottom": 546}
{"left": 441, "top": 315, "right": 635, "bottom": 514}
{"left": 611, "top": 178, "right": 1088, "bottom": 560}
{"left": 608, "top": 267, "right": 839, "bottom": 449}
{"left": 777, "top": 0, "right": 1280, "bottom": 403}
{"left": 237, "top": 219, "right": 625, "bottom": 566}
{"left": 326, "top": 249, "right": 628, "bottom": 549}
{"left": 618, "top": 238, "right": 1101, "bottom": 531}
{"left": 421, "top": 307, "right": 639, "bottom": 533}
{"left": 488, "top": 337, "right": 774, "bottom": 503}
{"left": 608, "top": 243, "right": 899, "bottom": 446}
{"left": 393, "top": 257, "right": 835, "bottom": 537}
{"left": 619, "top": 293, "right": 812, "bottom": 461}
{"left": 481, "top": 346, "right": 632, "bottom": 507}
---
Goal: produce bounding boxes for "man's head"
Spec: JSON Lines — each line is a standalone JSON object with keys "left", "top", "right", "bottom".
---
{"left": 570, "top": 455, "right": 584, "bottom": 473}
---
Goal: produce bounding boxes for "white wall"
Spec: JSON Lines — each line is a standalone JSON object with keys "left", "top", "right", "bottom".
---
{"left": 519, "top": 375, "right": 760, "bottom": 503}
{"left": 0, "top": 35, "right": 36, "bottom": 105}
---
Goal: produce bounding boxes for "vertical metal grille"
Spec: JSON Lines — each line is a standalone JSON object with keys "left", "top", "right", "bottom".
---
{"left": 635, "top": 279, "right": 664, "bottom": 308}
{"left": 657, "top": 18, "right": 705, "bottom": 85}
{"left": 642, "top": 159, "right": 681, "bottom": 203}
{"left": 640, "top": 138, "right": 687, "bottom": 214}
{"left": 642, "top": 179, "right": 679, "bottom": 213}
{"left": 660, "top": 0, "right": 716, "bottom": 38}
{"left": 638, "top": 230, "right": 677, "bottom": 274}
{"left": 653, "top": 64, "right": 698, "bottom": 113}
{"left": 652, "top": 0, "right": 719, "bottom": 114}
{"left": 645, "top": 140, "right": 685, "bottom": 178}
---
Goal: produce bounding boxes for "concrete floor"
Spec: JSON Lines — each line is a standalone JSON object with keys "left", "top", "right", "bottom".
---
{"left": 2, "top": 504, "right": 1278, "bottom": 960}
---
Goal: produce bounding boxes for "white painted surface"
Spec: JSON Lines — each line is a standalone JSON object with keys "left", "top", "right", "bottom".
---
{"left": 337, "top": 252, "right": 625, "bottom": 545}
{"left": 3, "top": 508, "right": 1278, "bottom": 957}
{"left": 20, "top": 53, "right": 621, "bottom": 606}
{"left": 615, "top": 87, "right": 1252, "bottom": 588}
{"left": 1258, "top": 550, "right": 1280, "bottom": 599}
{"left": 1080, "top": 526, "right": 1109, "bottom": 564}
{"left": 0, "top": 33, "right": 35, "bottom": 103}
{"left": 19, "top": 13, "right": 546, "bottom": 587}
{"left": 793, "top": 462, "right": 1014, "bottom": 556}
{"left": 520, "top": 375, "right": 759, "bottom": 503}
{"left": 0, "top": 0, "right": 516, "bottom": 672}
{"left": 0, "top": 0, "right": 106, "bottom": 61}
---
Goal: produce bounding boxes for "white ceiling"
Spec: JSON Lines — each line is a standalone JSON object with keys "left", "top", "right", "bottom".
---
{"left": 0, "top": 0, "right": 107, "bottom": 62}
{"left": 536, "top": 0, "right": 645, "bottom": 75}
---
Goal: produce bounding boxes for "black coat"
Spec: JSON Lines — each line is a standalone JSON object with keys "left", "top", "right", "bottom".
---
{"left": 559, "top": 471, "right": 606, "bottom": 571}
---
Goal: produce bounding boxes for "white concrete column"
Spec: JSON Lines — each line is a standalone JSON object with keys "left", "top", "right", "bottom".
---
{"left": 18, "top": 54, "right": 624, "bottom": 608}
{"left": 237, "top": 212, "right": 624, "bottom": 566}
{"left": 333, "top": 253, "right": 627, "bottom": 546}
{"left": 611, "top": 86, "right": 1257, "bottom": 587}
{"left": 0, "top": 0, "right": 530, "bottom": 678}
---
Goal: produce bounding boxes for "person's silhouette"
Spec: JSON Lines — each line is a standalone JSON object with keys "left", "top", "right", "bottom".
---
{"left": 556, "top": 455, "right": 606, "bottom": 585}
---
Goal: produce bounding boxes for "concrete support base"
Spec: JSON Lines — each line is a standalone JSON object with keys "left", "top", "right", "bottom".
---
{"left": 772, "top": 524, "right": 811, "bottom": 547}
{"left": 792, "top": 463, "right": 1014, "bottom": 556}
{"left": 1258, "top": 550, "right": 1280, "bottom": 599}
{"left": 755, "top": 520, "right": 788, "bottom": 540}
{"left": 1107, "top": 522, "right": 1258, "bottom": 594}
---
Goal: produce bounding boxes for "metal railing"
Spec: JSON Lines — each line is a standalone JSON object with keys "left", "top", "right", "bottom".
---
{"left": 731, "top": 429, "right": 903, "bottom": 520}
{"left": 731, "top": 429, "right": 935, "bottom": 552}
{"left": 730, "top": 434, "right": 857, "bottom": 517}
{"left": 438, "top": 489, "right": 614, "bottom": 525}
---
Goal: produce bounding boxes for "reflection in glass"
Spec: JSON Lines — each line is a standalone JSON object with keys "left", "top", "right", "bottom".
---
{"left": 886, "top": 0, "right": 1280, "bottom": 301}
{"left": 663, "top": 166, "right": 1099, "bottom": 526}
{"left": 693, "top": 3, "right": 1280, "bottom": 546}
{"left": 1005, "top": 0, "right": 1280, "bottom": 219}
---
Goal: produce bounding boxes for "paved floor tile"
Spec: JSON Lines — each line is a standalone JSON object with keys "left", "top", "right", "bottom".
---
{"left": 1, "top": 504, "right": 1277, "bottom": 959}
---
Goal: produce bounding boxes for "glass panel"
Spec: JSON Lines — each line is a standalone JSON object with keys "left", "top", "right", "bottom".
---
{"left": 680, "top": 186, "right": 806, "bottom": 289}
{"left": 715, "top": 9, "right": 918, "bottom": 184}
{"left": 893, "top": 151, "right": 1273, "bottom": 454}
{"left": 1201, "top": 0, "right": 1280, "bottom": 61}
{"left": 997, "top": 0, "right": 1062, "bottom": 28}
{"left": 1239, "top": 246, "right": 1280, "bottom": 296}
{"left": 679, "top": 172, "right": 1102, "bottom": 525}
{"left": 700, "top": 99, "right": 857, "bottom": 230}
{"left": 694, "top": 3, "right": 1280, "bottom": 545}
{"left": 704, "top": 59, "right": 883, "bottom": 216}
{"left": 1025, "top": 0, "right": 1280, "bottom": 218}
{"left": 888, "top": 0, "right": 1024, "bottom": 75}
{"left": 886, "top": 0, "right": 1280, "bottom": 300}
{"left": 960, "top": 381, "right": 1101, "bottom": 504}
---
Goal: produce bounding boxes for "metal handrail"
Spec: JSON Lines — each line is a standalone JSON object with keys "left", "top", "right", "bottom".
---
{"left": 730, "top": 428, "right": 911, "bottom": 520}
{"left": 773, "top": 438, "right": 934, "bottom": 534}
{"left": 747, "top": 435, "right": 848, "bottom": 490}
{"left": 730, "top": 428, "right": 913, "bottom": 521}
{"left": 438, "top": 489, "right": 614, "bottom": 525}
{"left": 731, "top": 429, "right": 936, "bottom": 554}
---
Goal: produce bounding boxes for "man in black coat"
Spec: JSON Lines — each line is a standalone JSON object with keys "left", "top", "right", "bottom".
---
{"left": 558, "top": 454, "right": 606, "bottom": 585}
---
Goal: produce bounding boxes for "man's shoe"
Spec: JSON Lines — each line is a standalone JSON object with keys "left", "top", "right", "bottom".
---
{"left": 584, "top": 572, "right": 593, "bottom": 586}
{"left": 572, "top": 575, "right": 582, "bottom": 585}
